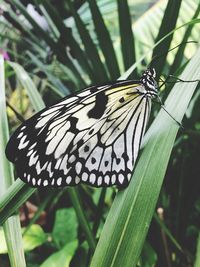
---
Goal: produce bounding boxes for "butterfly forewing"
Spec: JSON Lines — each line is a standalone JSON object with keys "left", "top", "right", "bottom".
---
{"left": 6, "top": 71, "right": 157, "bottom": 188}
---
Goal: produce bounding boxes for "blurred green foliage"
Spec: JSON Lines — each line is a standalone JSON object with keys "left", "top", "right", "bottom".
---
{"left": 0, "top": 0, "right": 200, "bottom": 266}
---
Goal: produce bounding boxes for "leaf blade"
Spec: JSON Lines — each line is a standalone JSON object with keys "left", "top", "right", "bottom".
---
{"left": 117, "top": 0, "right": 136, "bottom": 76}
{"left": 87, "top": 0, "right": 120, "bottom": 79}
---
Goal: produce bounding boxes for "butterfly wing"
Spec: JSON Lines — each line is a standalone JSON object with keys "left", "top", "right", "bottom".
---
{"left": 6, "top": 81, "right": 151, "bottom": 187}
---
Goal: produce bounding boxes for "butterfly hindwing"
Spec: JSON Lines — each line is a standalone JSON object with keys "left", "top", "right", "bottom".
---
{"left": 6, "top": 79, "right": 153, "bottom": 187}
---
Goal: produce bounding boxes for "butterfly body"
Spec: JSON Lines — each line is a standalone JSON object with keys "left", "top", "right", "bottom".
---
{"left": 6, "top": 68, "right": 158, "bottom": 188}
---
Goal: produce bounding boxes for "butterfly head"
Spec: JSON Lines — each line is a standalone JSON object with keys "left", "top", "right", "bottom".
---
{"left": 140, "top": 68, "right": 158, "bottom": 97}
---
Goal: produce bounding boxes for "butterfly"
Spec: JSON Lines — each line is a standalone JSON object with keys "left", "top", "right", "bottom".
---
{"left": 5, "top": 68, "right": 158, "bottom": 188}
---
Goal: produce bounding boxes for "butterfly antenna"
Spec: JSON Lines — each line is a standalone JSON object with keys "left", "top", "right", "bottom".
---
{"left": 148, "top": 41, "right": 198, "bottom": 68}
{"left": 157, "top": 96, "right": 183, "bottom": 128}
{"left": 168, "top": 75, "right": 200, "bottom": 83}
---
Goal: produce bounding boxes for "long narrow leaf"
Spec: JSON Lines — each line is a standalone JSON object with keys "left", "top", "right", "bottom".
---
{"left": 152, "top": 0, "right": 182, "bottom": 77}
{"left": 87, "top": 0, "right": 120, "bottom": 79}
{"left": 90, "top": 48, "right": 200, "bottom": 267}
{"left": 40, "top": 0, "right": 94, "bottom": 84}
{"left": 9, "top": 0, "right": 86, "bottom": 86}
{"left": 194, "top": 233, "right": 200, "bottom": 267}
{"left": 8, "top": 62, "right": 46, "bottom": 111}
{"left": 120, "top": 18, "right": 200, "bottom": 80}
{"left": 26, "top": 52, "right": 70, "bottom": 96}
{"left": 117, "top": 0, "right": 136, "bottom": 76}
{"left": 170, "top": 3, "right": 200, "bottom": 74}
{"left": 0, "top": 180, "right": 35, "bottom": 225}
{"left": 11, "top": 0, "right": 56, "bottom": 49}
{"left": 67, "top": 188, "right": 96, "bottom": 252}
{"left": 0, "top": 56, "right": 26, "bottom": 267}
{"left": 67, "top": 0, "right": 109, "bottom": 83}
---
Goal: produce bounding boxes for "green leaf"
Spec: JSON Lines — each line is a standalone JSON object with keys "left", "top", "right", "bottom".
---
{"left": 0, "top": 55, "right": 26, "bottom": 266}
{"left": 152, "top": 0, "right": 182, "bottom": 77}
{"left": 170, "top": 3, "right": 200, "bottom": 75}
{"left": 0, "top": 227, "right": 8, "bottom": 254}
{"left": 90, "top": 48, "right": 200, "bottom": 267}
{"left": 117, "top": 0, "right": 136, "bottom": 75}
{"left": 154, "top": 213, "right": 182, "bottom": 252}
{"left": 7, "top": 0, "right": 86, "bottom": 86}
{"left": 67, "top": 188, "right": 96, "bottom": 252}
{"left": 40, "top": 240, "right": 78, "bottom": 267}
{"left": 139, "top": 242, "right": 157, "bottom": 267}
{"left": 67, "top": 0, "right": 109, "bottom": 83}
{"left": 194, "top": 233, "right": 200, "bottom": 267}
{"left": 120, "top": 18, "right": 200, "bottom": 80}
{"left": 0, "top": 180, "right": 35, "bottom": 226}
{"left": 8, "top": 61, "right": 46, "bottom": 111}
{"left": 23, "top": 225, "right": 47, "bottom": 251}
{"left": 26, "top": 52, "right": 70, "bottom": 96}
{"left": 87, "top": 0, "right": 120, "bottom": 79}
{"left": 0, "top": 224, "right": 48, "bottom": 253}
{"left": 39, "top": 0, "right": 93, "bottom": 84}
{"left": 52, "top": 208, "right": 78, "bottom": 249}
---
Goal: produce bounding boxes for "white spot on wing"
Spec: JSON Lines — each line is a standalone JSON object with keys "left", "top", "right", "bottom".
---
{"left": 111, "top": 174, "right": 116, "bottom": 184}
{"left": 104, "top": 175, "right": 110, "bottom": 185}
{"left": 75, "top": 162, "right": 82, "bottom": 175}
{"left": 43, "top": 180, "right": 48, "bottom": 186}
{"left": 57, "top": 177, "right": 62, "bottom": 186}
{"left": 29, "top": 143, "right": 36, "bottom": 150}
{"left": 82, "top": 172, "right": 88, "bottom": 181}
{"left": 127, "top": 173, "right": 131, "bottom": 181}
{"left": 118, "top": 174, "right": 124, "bottom": 184}
{"left": 97, "top": 176, "right": 102, "bottom": 186}
{"left": 89, "top": 173, "right": 96, "bottom": 184}
{"left": 17, "top": 132, "right": 23, "bottom": 138}
{"left": 27, "top": 174, "right": 31, "bottom": 182}
{"left": 32, "top": 178, "right": 36, "bottom": 186}
{"left": 66, "top": 176, "right": 72, "bottom": 184}
{"left": 18, "top": 135, "right": 29, "bottom": 150}
{"left": 75, "top": 177, "right": 80, "bottom": 184}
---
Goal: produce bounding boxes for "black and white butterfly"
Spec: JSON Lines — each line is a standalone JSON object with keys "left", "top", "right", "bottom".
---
{"left": 6, "top": 68, "right": 158, "bottom": 188}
